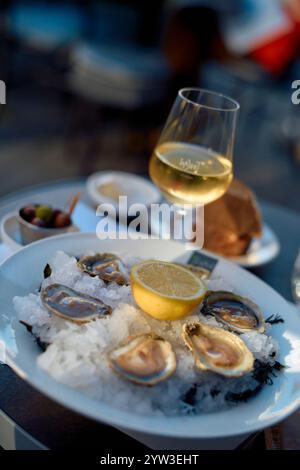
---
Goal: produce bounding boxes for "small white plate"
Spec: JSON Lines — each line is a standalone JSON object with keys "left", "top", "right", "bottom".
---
{"left": 0, "top": 200, "right": 137, "bottom": 254}
{"left": 228, "top": 224, "right": 280, "bottom": 267}
{"left": 87, "top": 171, "right": 161, "bottom": 209}
{"left": 0, "top": 233, "right": 299, "bottom": 449}
{"left": 0, "top": 212, "right": 79, "bottom": 252}
{"left": 0, "top": 201, "right": 106, "bottom": 253}
{"left": 151, "top": 215, "right": 280, "bottom": 268}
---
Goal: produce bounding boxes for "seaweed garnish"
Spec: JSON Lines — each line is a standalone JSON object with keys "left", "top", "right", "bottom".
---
{"left": 252, "top": 359, "right": 284, "bottom": 385}
{"left": 38, "top": 263, "right": 52, "bottom": 292}
{"left": 181, "top": 359, "right": 285, "bottom": 407}
{"left": 37, "top": 263, "right": 52, "bottom": 292}
{"left": 36, "top": 337, "right": 49, "bottom": 351}
{"left": 211, "top": 388, "right": 220, "bottom": 398}
{"left": 226, "top": 384, "right": 262, "bottom": 403}
{"left": 19, "top": 320, "right": 32, "bottom": 333}
{"left": 274, "top": 361, "right": 285, "bottom": 370}
{"left": 226, "top": 359, "right": 285, "bottom": 404}
{"left": 181, "top": 384, "right": 221, "bottom": 413}
{"left": 43, "top": 263, "right": 52, "bottom": 279}
{"left": 182, "top": 384, "right": 198, "bottom": 407}
{"left": 266, "top": 314, "right": 284, "bottom": 325}
{"left": 19, "top": 320, "right": 50, "bottom": 351}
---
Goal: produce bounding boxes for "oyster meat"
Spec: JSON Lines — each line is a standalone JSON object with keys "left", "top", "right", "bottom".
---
{"left": 200, "top": 291, "right": 265, "bottom": 334}
{"left": 41, "top": 283, "right": 112, "bottom": 323}
{"left": 182, "top": 322, "right": 254, "bottom": 377}
{"left": 78, "top": 253, "right": 128, "bottom": 285}
{"left": 109, "top": 333, "right": 176, "bottom": 385}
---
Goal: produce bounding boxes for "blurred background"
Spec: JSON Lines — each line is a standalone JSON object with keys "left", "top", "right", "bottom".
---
{"left": 0, "top": 0, "right": 299, "bottom": 212}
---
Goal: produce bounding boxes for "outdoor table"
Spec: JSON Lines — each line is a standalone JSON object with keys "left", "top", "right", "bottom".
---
{"left": 0, "top": 179, "right": 299, "bottom": 450}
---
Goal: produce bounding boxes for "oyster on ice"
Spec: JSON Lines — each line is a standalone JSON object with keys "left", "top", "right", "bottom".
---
{"left": 200, "top": 291, "right": 265, "bottom": 334}
{"left": 78, "top": 253, "right": 128, "bottom": 285}
{"left": 41, "top": 283, "right": 112, "bottom": 323}
{"left": 109, "top": 333, "right": 176, "bottom": 385}
{"left": 182, "top": 322, "right": 254, "bottom": 377}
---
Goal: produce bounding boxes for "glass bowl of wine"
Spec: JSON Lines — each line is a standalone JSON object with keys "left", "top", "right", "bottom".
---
{"left": 149, "top": 88, "right": 239, "bottom": 208}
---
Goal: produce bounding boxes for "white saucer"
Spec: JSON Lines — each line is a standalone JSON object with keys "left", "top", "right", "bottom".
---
{"left": 227, "top": 224, "right": 280, "bottom": 267}
{"left": 151, "top": 215, "right": 280, "bottom": 268}
{"left": 86, "top": 171, "right": 161, "bottom": 209}
{"left": 0, "top": 212, "right": 78, "bottom": 252}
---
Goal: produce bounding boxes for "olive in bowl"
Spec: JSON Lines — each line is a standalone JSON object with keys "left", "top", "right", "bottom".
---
{"left": 18, "top": 204, "right": 73, "bottom": 245}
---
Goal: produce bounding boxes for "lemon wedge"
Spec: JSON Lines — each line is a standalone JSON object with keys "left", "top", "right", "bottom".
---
{"left": 130, "top": 261, "right": 207, "bottom": 320}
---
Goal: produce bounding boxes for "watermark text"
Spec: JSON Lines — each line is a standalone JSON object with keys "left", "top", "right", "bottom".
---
{"left": 0, "top": 80, "right": 6, "bottom": 104}
{"left": 291, "top": 80, "right": 300, "bottom": 105}
{"left": 95, "top": 196, "right": 204, "bottom": 250}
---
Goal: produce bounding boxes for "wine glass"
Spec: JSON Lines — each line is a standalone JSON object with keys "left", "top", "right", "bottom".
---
{"left": 149, "top": 88, "right": 239, "bottom": 208}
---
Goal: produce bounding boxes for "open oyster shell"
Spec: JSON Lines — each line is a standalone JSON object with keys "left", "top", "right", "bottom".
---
{"left": 200, "top": 291, "right": 265, "bottom": 334}
{"left": 109, "top": 333, "right": 177, "bottom": 386}
{"left": 77, "top": 253, "right": 128, "bottom": 285}
{"left": 41, "top": 283, "right": 112, "bottom": 323}
{"left": 182, "top": 322, "right": 254, "bottom": 377}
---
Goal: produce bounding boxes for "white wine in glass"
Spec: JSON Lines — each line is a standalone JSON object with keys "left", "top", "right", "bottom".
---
{"left": 150, "top": 142, "right": 233, "bottom": 206}
{"left": 149, "top": 88, "right": 239, "bottom": 208}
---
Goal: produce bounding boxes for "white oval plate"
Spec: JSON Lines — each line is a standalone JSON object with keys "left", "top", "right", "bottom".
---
{"left": 0, "top": 233, "right": 299, "bottom": 444}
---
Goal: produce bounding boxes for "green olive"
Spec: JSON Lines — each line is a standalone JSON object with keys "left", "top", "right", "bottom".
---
{"left": 35, "top": 205, "right": 53, "bottom": 224}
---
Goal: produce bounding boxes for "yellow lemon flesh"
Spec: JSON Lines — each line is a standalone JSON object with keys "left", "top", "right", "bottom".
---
{"left": 131, "top": 261, "right": 207, "bottom": 321}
